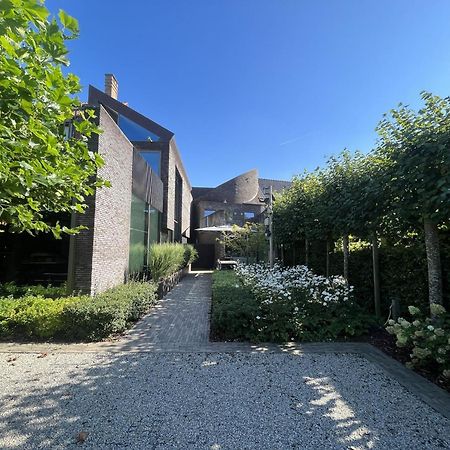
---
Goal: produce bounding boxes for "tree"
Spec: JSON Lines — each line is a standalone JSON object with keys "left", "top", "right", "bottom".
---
{"left": 218, "top": 223, "right": 267, "bottom": 263}
{"left": 0, "top": 0, "right": 105, "bottom": 237}
{"left": 375, "top": 92, "right": 450, "bottom": 306}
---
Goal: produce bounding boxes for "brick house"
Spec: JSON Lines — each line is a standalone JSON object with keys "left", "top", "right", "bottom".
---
{"left": 191, "top": 169, "right": 291, "bottom": 267}
{"left": 0, "top": 75, "right": 192, "bottom": 295}
{"left": 66, "top": 75, "right": 193, "bottom": 294}
{"left": 0, "top": 74, "right": 291, "bottom": 293}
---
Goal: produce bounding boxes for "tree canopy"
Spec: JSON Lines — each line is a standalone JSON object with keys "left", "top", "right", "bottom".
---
{"left": 0, "top": 0, "right": 105, "bottom": 237}
{"left": 274, "top": 92, "right": 450, "bottom": 307}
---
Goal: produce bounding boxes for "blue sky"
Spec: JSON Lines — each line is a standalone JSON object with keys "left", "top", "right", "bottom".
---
{"left": 47, "top": 0, "right": 450, "bottom": 187}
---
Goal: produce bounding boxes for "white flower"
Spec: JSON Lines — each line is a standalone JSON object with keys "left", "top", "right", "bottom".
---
{"left": 430, "top": 303, "right": 446, "bottom": 316}
{"left": 427, "top": 325, "right": 435, "bottom": 332}
{"left": 408, "top": 306, "right": 421, "bottom": 316}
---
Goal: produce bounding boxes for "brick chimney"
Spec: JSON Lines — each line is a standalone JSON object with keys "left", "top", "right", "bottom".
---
{"left": 104, "top": 74, "right": 118, "bottom": 99}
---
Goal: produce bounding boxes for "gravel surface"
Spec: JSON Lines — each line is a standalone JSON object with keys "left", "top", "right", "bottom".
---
{"left": 0, "top": 352, "right": 448, "bottom": 450}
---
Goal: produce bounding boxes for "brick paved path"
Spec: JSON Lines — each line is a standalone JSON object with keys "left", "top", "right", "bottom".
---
{"left": 118, "top": 272, "right": 212, "bottom": 350}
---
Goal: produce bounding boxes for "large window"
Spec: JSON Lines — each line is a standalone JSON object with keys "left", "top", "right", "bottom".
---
{"left": 129, "top": 196, "right": 161, "bottom": 273}
{"left": 174, "top": 169, "right": 183, "bottom": 242}
{"left": 118, "top": 114, "right": 161, "bottom": 142}
{"left": 129, "top": 195, "right": 148, "bottom": 273}
{"left": 140, "top": 151, "right": 161, "bottom": 175}
{"left": 149, "top": 207, "right": 160, "bottom": 244}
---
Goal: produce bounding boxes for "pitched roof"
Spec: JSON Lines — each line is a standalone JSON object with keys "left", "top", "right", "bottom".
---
{"left": 88, "top": 85, "right": 174, "bottom": 142}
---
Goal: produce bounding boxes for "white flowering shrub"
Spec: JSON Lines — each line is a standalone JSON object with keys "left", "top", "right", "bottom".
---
{"left": 386, "top": 304, "right": 450, "bottom": 380}
{"left": 236, "top": 263, "right": 353, "bottom": 305}
{"left": 232, "top": 263, "right": 372, "bottom": 342}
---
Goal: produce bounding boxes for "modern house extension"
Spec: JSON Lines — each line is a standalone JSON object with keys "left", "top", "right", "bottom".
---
{"left": 0, "top": 74, "right": 193, "bottom": 295}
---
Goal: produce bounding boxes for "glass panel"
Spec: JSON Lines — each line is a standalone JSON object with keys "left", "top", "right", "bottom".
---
{"left": 140, "top": 151, "right": 161, "bottom": 175}
{"left": 174, "top": 170, "right": 182, "bottom": 242}
{"left": 129, "top": 195, "right": 148, "bottom": 273}
{"left": 244, "top": 212, "right": 255, "bottom": 220}
{"left": 149, "top": 207, "right": 160, "bottom": 244}
{"left": 118, "top": 114, "right": 161, "bottom": 142}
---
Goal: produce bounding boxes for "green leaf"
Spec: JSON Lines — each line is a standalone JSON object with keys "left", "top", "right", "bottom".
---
{"left": 58, "top": 9, "right": 79, "bottom": 33}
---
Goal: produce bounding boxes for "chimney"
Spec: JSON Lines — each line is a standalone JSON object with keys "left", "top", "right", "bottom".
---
{"left": 104, "top": 73, "right": 118, "bottom": 99}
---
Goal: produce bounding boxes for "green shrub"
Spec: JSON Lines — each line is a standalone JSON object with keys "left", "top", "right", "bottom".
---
{"left": 210, "top": 265, "right": 375, "bottom": 343}
{"left": 211, "top": 271, "right": 260, "bottom": 341}
{"left": 0, "top": 281, "right": 157, "bottom": 342}
{"left": 62, "top": 281, "right": 157, "bottom": 341}
{"left": 386, "top": 304, "right": 450, "bottom": 380}
{"left": 0, "top": 295, "right": 79, "bottom": 339}
{"left": 0, "top": 282, "right": 68, "bottom": 299}
{"left": 148, "top": 243, "right": 186, "bottom": 281}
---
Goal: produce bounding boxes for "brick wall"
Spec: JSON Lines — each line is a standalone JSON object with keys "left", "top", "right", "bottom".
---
{"left": 71, "top": 106, "right": 133, "bottom": 295}
{"left": 162, "top": 139, "right": 192, "bottom": 240}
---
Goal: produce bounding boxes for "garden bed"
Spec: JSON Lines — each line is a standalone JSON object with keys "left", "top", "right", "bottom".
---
{"left": 0, "top": 281, "right": 157, "bottom": 342}
{"left": 210, "top": 264, "right": 450, "bottom": 393}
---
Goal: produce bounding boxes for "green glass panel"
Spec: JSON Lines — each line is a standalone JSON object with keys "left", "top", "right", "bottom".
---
{"left": 129, "top": 195, "right": 148, "bottom": 273}
{"left": 149, "top": 207, "right": 160, "bottom": 244}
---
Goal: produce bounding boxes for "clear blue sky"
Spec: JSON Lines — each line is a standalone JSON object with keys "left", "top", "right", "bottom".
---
{"left": 46, "top": 0, "right": 450, "bottom": 187}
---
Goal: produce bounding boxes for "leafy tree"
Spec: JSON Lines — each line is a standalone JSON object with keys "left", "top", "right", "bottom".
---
{"left": 218, "top": 223, "right": 267, "bottom": 263}
{"left": 375, "top": 92, "right": 450, "bottom": 306}
{"left": 0, "top": 0, "right": 104, "bottom": 237}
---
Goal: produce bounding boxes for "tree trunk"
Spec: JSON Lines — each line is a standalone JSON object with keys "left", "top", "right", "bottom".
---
{"left": 326, "top": 239, "right": 331, "bottom": 277}
{"left": 305, "top": 239, "right": 310, "bottom": 267}
{"left": 372, "top": 232, "right": 381, "bottom": 318}
{"left": 342, "top": 234, "right": 349, "bottom": 283}
{"left": 424, "top": 219, "right": 443, "bottom": 306}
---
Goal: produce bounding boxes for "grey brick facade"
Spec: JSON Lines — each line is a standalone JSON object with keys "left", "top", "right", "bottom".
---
{"left": 68, "top": 106, "right": 133, "bottom": 295}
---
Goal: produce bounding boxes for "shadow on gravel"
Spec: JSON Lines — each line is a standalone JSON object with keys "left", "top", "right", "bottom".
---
{"left": 1, "top": 351, "right": 449, "bottom": 449}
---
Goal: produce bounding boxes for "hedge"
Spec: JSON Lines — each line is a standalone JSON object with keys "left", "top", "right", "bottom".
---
{"left": 0, "top": 282, "right": 68, "bottom": 299}
{"left": 0, "top": 281, "right": 157, "bottom": 341}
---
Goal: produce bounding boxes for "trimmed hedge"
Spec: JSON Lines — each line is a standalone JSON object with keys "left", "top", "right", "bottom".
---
{"left": 62, "top": 281, "right": 157, "bottom": 341}
{"left": 0, "top": 296, "right": 78, "bottom": 339}
{"left": 0, "top": 282, "right": 68, "bottom": 299}
{"left": 0, "top": 281, "right": 157, "bottom": 342}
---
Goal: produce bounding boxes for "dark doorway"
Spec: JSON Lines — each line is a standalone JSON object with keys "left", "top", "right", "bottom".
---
{"left": 192, "top": 244, "right": 215, "bottom": 269}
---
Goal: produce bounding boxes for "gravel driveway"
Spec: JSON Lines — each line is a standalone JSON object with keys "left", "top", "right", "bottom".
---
{"left": 1, "top": 351, "right": 448, "bottom": 450}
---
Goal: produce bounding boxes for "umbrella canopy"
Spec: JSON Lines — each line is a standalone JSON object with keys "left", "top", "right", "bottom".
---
{"left": 195, "top": 225, "right": 240, "bottom": 232}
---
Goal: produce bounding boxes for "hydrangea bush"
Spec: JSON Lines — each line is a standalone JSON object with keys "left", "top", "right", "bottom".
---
{"left": 386, "top": 304, "right": 450, "bottom": 380}
{"left": 232, "top": 263, "right": 372, "bottom": 342}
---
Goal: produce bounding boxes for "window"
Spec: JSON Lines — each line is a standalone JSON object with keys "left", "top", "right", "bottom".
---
{"left": 118, "top": 114, "right": 161, "bottom": 142}
{"left": 174, "top": 169, "right": 183, "bottom": 242}
{"left": 129, "top": 195, "right": 148, "bottom": 273}
{"left": 149, "top": 207, "right": 160, "bottom": 244}
{"left": 244, "top": 212, "right": 255, "bottom": 220}
{"left": 202, "top": 210, "right": 216, "bottom": 227}
{"left": 140, "top": 151, "right": 161, "bottom": 175}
